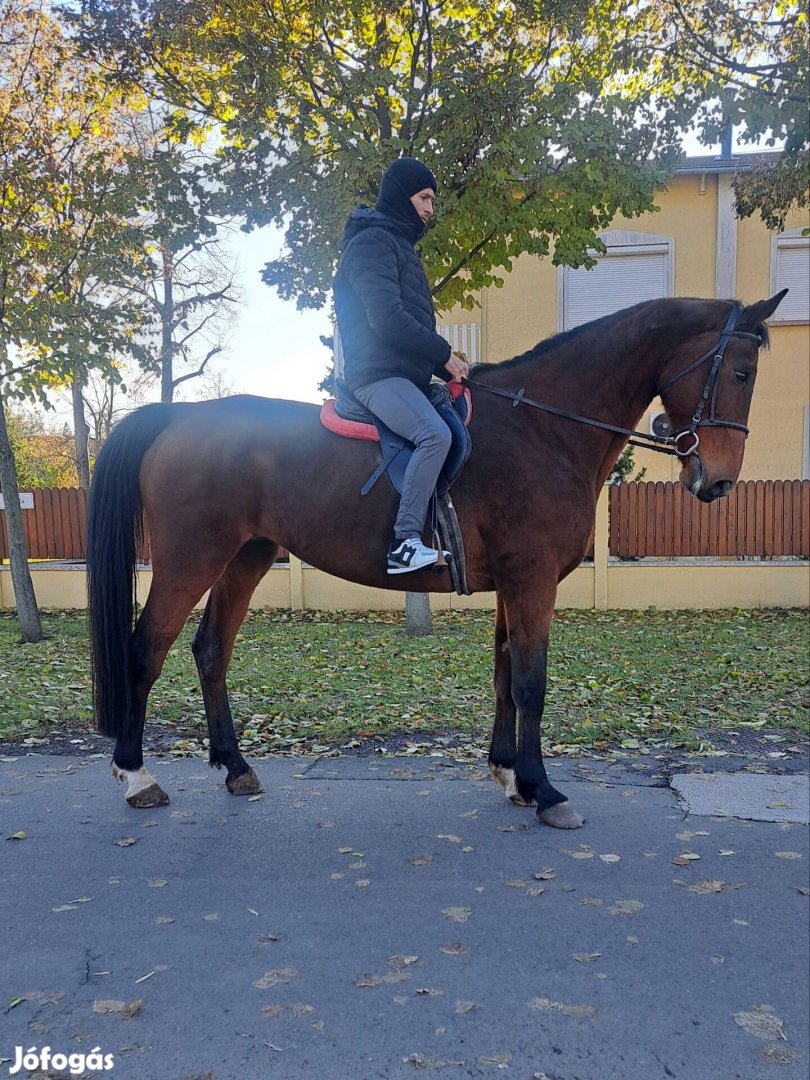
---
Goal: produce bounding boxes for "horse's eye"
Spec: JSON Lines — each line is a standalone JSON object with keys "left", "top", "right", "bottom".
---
{"left": 733, "top": 369, "right": 750, "bottom": 385}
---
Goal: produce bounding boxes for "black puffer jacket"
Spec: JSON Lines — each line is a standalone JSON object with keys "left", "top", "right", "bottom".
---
{"left": 333, "top": 207, "right": 452, "bottom": 394}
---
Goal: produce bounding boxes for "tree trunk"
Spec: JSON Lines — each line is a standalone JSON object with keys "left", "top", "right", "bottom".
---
{"left": 0, "top": 387, "right": 43, "bottom": 642}
{"left": 160, "top": 242, "right": 174, "bottom": 403}
{"left": 72, "top": 375, "right": 91, "bottom": 489}
{"left": 405, "top": 591, "right": 433, "bottom": 637}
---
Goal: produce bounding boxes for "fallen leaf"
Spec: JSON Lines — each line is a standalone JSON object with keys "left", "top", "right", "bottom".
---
{"left": 437, "top": 834, "right": 462, "bottom": 844}
{"left": 527, "top": 887, "right": 545, "bottom": 896}
{"left": 571, "top": 952, "right": 602, "bottom": 963}
{"left": 774, "top": 851, "right": 802, "bottom": 860}
{"left": 527, "top": 996, "right": 596, "bottom": 1018}
{"left": 261, "top": 1004, "right": 285, "bottom": 1018}
{"left": 760, "top": 1044, "right": 802, "bottom": 1065}
{"left": 92, "top": 998, "right": 142, "bottom": 1019}
{"left": 253, "top": 968, "right": 299, "bottom": 989}
{"left": 354, "top": 879, "right": 371, "bottom": 888}
{"left": 608, "top": 900, "right": 645, "bottom": 916}
{"left": 718, "top": 850, "right": 736, "bottom": 857}
{"left": 247, "top": 908, "right": 259, "bottom": 917}
{"left": 52, "top": 904, "right": 79, "bottom": 912}
{"left": 688, "top": 879, "right": 747, "bottom": 894}
{"left": 498, "top": 824, "right": 529, "bottom": 832}
{"left": 712, "top": 955, "right": 725, "bottom": 964}
{"left": 155, "top": 916, "right": 175, "bottom": 925}
{"left": 134, "top": 971, "right": 156, "bottom": 984}
{"left": 676, "top": 830, "right": 710, "bottom": 840}
{"left": 409, "top": 855, "right": 433, "bottom": 866}
{"left": 6, "top": 832, "right": 25, "bottom": 841}
{"left": 439, "top": 943, "right": 470, "bottom": 956}
{"left": 147, "top": 879, "right": 167, "bottom": 888}
{"left": 416, "top": 987, "right": 443, "bottom": 996}
{"left": 338, "top": 847, "right": 353, "bottom": 854}
{"left": 599, "top": 854, "right": 620, "bottom": 864}
{"left": 477, "top": 1054, "right": 512, "bottom": 1066}
{"left": 734, "top": 1005, "right": 787, "bottom": 1041}
{"left": 580, "top": 897, "right": 603, "bottom": 907}
{"left": 202, "top": 913, "right": 219, "bottom": 921}
{"left": 506, "top": 879, "right": 527, "bottom": 889}
{"left": 291, "top": 1003, "right": 315, "bottom": 1018}
{"left": 533, "top": 868, "right": 556, "bottom": 881}
{"left": 455, "top": 1000, "right": 476, "bottom": 1014}
{"left": 247, "top": 795, "right": 262, "bottom": 802}
{"left": 113, "top": 837, "right": 138, "bottom": 847}
{"left": 387, "top": 956, "right": 421, "bottom": 969}
{"left": 441, "top": 906, "right": 472, "bottom": 923}
{"left": 797, "top": 887, "right": 810, "bottom": 897}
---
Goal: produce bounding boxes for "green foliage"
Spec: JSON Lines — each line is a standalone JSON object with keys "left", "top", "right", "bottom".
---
{"left": 73, "top": 0, "right": 807, "bottom": 312}
{"left": 0, "top": 0, "right": 147, "bottom": 404}
{"left": 4, "top": 410, "right": 83, "bottom": 488}
{"left": 608, "top": 446, "right": 647, "bottom": 486}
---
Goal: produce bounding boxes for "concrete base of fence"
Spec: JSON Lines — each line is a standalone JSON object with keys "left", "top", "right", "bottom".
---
{"left": 1, "top": 558, "right": 807, "bottom": 612}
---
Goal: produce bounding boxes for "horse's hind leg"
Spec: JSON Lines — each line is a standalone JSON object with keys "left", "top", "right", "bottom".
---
{"left": 113, "top": 557, "right": 236, "bottom": 807}
{"left": 191, "top": 538, "right": 279, "bottom": 796}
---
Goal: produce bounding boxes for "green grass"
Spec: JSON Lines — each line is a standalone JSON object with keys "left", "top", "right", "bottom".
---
{"left": 0, "top": 609, "right": 807, "bottom": 756}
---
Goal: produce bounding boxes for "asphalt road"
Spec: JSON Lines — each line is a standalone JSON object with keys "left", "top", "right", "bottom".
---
{"left": 1, "top": 751, "right": 808, "bottom": 1080}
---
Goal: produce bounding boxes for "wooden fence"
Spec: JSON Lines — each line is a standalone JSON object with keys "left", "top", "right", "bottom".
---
{"left": 2, "top": 481, "right": 809, "bottom": 562}
{"left": 609, "top": 480, "right": 810, "bottom": 559}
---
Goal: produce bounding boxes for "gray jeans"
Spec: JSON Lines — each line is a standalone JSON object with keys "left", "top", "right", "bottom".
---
{"left": 354, "top": 377, "right": 452, "bottom": 541}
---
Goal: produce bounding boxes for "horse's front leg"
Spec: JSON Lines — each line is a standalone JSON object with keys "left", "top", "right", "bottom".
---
{"left": 488, "top": 594, "right": 520, "bottom": 800}
{"left": 497, "top": 586, "right": 585, "bottom": 829}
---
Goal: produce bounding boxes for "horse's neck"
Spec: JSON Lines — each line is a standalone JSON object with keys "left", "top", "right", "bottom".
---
{"left": 514, "top": 319, "right": 671, "bottom": 485}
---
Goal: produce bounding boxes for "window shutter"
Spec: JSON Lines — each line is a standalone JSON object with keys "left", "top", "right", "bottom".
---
{"left": 563, "top": 248, "right": 669, "bottom": 329}
{"left": 773, "top": 237, "right": 810, "bottom": 323}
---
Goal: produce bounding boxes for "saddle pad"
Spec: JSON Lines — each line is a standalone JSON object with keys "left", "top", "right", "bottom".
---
{"left": 320, "top": 384, "right": 472, "bottom": 441}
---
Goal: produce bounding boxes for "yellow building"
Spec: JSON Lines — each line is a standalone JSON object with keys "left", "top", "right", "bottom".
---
{"left": 438, "top": 153, "right": 810, "bottom": 483}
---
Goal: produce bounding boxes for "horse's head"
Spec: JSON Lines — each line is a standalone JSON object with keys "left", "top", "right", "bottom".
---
{"left": 658, "top": 292, "right": 787, "bottom": 503}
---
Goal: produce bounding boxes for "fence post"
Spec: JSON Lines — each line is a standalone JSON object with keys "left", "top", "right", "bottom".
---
{"left": 288, "top": 553, "right": 304, "bottom": 611}
{"left": 593, "top": 486, "right": 609, "bottom": 610}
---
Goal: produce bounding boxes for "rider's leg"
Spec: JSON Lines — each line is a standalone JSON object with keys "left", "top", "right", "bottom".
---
{"left": 354, "top": 377, "right": 451, "bottom": 541}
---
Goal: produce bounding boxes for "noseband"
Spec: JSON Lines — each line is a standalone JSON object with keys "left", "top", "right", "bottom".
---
{"left": 465, "top": 303, "right": 762, "bottom": 458}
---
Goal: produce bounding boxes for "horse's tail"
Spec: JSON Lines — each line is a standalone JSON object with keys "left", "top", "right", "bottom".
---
{"left": 87, "top": 403, "right": 177, "bottom": 739}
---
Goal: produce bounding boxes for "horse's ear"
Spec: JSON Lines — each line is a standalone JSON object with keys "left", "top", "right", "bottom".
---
{"left": 739, "top": 289, "right": 788, "bottom": 331}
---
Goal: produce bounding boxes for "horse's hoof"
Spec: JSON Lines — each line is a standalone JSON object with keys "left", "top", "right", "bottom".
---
{"left": 113, "top": 763, "right": 170, "bottom": 808}
{"left": 537, "top": 803, "right": 585, "bottom": 829}
{"left": 226, "top": 767, "right": 262, "bottom": 796}
{"left": 127, "top": 783, "right": 170, "bottom": 809}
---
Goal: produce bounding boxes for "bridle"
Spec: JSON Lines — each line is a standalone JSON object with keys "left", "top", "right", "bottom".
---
{"left": 464, "top": 303, "right": 762, "bottom": 458}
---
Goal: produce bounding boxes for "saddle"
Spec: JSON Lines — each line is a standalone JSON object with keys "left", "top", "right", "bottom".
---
{"left": 320, "top": 381, "right": 473, "bottom": 595}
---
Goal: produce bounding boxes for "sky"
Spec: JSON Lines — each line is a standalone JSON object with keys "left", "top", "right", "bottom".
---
{"left": 217, "top": 227, "right": 332, "bottom": 405}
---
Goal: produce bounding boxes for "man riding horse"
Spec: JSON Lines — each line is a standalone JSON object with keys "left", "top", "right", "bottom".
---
{"left": 333, "top": 156, "right": 469, "bottom": 574}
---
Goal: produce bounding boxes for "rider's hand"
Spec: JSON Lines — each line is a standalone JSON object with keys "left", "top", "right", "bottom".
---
{"left": 445, "top": 350, "right": 469, "bottom": 383}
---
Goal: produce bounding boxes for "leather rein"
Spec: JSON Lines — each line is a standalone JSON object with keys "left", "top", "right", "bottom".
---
{"left": 463, "top": 304, "right": 762, "bottom": 458}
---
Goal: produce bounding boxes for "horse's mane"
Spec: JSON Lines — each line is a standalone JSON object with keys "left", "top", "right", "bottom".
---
{"left": 471, "top": 297, "right": 768, "bottom": 374}
{"left": 472, "top": 302, "right": 647, "bottom": 373}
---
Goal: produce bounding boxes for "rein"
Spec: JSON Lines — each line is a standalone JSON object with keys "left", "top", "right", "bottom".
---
{"left": 464, "top": 304, "right": 762, "bottom": 459}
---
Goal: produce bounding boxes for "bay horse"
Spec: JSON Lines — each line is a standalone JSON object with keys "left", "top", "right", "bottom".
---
{"left": 87, "top": 293, "right": 785, "bottom": 827}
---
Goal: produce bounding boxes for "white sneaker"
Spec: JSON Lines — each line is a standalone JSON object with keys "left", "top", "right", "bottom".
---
{"left": 387, "top": 537, "right": 448, "bottom": 574}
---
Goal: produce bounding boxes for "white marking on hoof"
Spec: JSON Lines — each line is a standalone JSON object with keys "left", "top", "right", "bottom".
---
{"left": 489, "top": 763, "right": 519, "bottom": 800}
{"left": 537, "top": 803, "right": 585, "bottom": 829}
{"left": 112, "top": 764, "right": 169, "bottom": 808}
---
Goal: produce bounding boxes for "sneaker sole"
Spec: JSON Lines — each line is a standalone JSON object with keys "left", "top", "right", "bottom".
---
{"left": 387, "top": 562, "right": 437, "bottom": 574}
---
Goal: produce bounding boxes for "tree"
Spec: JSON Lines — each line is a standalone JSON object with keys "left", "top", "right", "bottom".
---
{"left": 0, "top": 0, "right": 144, "bottom": 639}
{"left": 660, "top": 0, "right": 808, "bottom": 230}
{"left": 72, "top": 0, "right": 807, "bottom": 306}
{"left": 112, "top": 107, "right": 242, "bottom": 403}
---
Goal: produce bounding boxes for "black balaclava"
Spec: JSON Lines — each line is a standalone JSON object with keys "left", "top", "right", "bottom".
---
{"left": 375, "top": 157, "right": 437, "bottom": 243}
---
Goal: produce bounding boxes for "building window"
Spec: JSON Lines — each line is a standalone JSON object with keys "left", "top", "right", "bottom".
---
{"left": 771, "top": 230, "right": 810, "bottom": 324}
{"left": 558, "top": 229, "right": 674, "bottom": 331}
